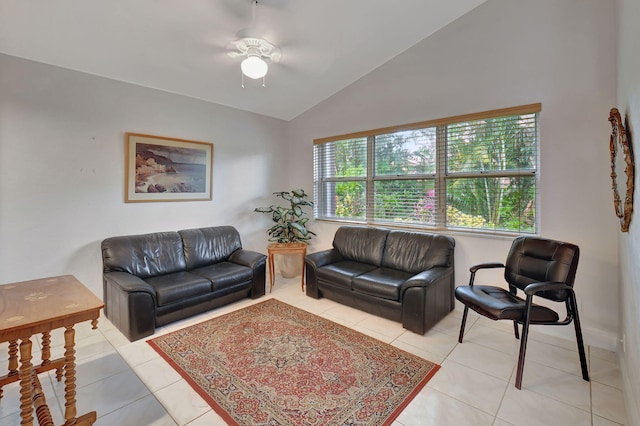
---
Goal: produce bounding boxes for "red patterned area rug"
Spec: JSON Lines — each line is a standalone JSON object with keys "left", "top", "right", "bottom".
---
{"left": 148, "top": 299, "right": 439, "bottom": 426}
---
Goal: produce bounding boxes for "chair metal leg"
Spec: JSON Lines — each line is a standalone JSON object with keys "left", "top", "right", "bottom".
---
{"left": 458, "top": 306, "right": 469, "bottom": 343}
{"left": 570, "top": 295, "right": 590, "bottom": 382}
{"left": 515, "top": 298, "right": 533, "bottom": 389}
{"left": 513, "top": 321, "right": 520, "bottom": 339}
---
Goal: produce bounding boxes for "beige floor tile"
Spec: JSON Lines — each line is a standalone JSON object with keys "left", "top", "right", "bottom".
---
{"left": 527, "top": 328, "right": 581, "bottom": 351}
{"left": 590, "top": 356, "right": 623, "bottom": 389}
{"left": 290, "top": 295, "right": 337, "bottom": 316}
{"left": 53, "top": 370, "right": 150, "bottom": 421}
{"left": 185, "top": 409, "right": 229, "bottom": 425}
{"left": 392, "top": 339, "right": 446, "bottom": 364}
{"left": 592, "top": 414, "right": 625, "bottom": 425}
{"left": 49, "top": 331, "right": 116, "bottom": 362}
{"left": 396, "top": 388, "right": 495, "bottom": 426}
{"left": 493, "top": 419, "right": 517, "bottom": 426}
{"left": 95, "top": 395, "right": 178, "bottom": 426}
{"left": 133, "top": 356, "right": 182, "bottom": 393}
{"left": 396, "top": 328, "right": 459, "bottom": 359}
{"left": 514, "top": 360, "right": 590, "bottom": 411}
{"left": 69, "top": 350, "right": 131, "bottom": 389}
{"left": 321, "top": 303, "right": 371, "bottom": 325}
{"left": 447, "top": 341, "right": 517, "bottom": 381}
{"left": 355, "top": 313, "right": 405, "bottom": 340}
{"left": 0, "top": 373, "right": 65, "bottom": 424}
{"left": 590, "top": 345, "right": 618, "bottom": 363}
{"left": 474, "top": 315, "right": 517, "bottom": 333}
{"left": 497, "top": 386, "right": 591, "bottom": 426}
{"left": 462, "top": 323, "right": 520, "bottom": 356}
{"left": 101, "top": 326, "right": 133, "bottom": 348}
{"left": 427, "top": 359, "right": 508, "bottom": 415}
{"left": 117, "top": 338, "right": 161, "bottom": 367}
{"left": 525, "top": 338, "right": 584, "bottom": 377}
{"left": 351, "top": 324, "right": 396, "bottom": 343}
{"left": 591, "top": 382, "right": 628, "bottom": 425}
{"left": 154, "top": 380, "right": 211, "bottom": 425}
{"left": 431, "top": 313, "right": 467, "bottom": 337}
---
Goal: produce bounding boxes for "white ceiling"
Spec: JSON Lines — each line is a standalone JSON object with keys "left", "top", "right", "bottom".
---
{"left": 0, "top": 0, "right": 486, "bottom": 121}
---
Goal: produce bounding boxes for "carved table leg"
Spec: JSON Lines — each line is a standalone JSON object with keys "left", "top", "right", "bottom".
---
{"left": 8, "top": 339, "right": 19, "bottom": 374}
{"left": 63, "top": 326, "right": 78, "bottom": 425}
{"left": 32, "top": 372, "right": 54, "bottom": 426}
{"left": 0, "top": 339, "right": 19, "bottom": 399}
{"left": 41, "top": 331, "right": 51, "bottom": 366}
{"left": 18, "top": 336, "right": 34, "bottom": 426}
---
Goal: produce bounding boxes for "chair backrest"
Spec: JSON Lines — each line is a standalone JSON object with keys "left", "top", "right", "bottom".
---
{"left": 504, "top": 236, "right": 579, "bottom": 302}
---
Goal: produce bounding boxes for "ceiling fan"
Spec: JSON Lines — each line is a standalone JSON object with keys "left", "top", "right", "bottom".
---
{"left": 225, "top": 0, "right": 283, "bottom": 87}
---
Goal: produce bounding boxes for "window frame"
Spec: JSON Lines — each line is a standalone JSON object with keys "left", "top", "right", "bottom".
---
{"left": 313, "top": 103, "right": 541, "bottom": 236}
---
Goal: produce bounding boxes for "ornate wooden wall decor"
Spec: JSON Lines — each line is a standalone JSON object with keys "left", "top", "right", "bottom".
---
{"left": 608, "top": 108, "right": 635, "bottom": 232}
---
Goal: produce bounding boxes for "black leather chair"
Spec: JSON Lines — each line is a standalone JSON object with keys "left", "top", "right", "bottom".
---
{"left": 454, "top": 236, "right": 589, "bottom": 389}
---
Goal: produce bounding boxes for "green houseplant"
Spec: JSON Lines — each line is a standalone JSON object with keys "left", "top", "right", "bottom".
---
{"left": 255, "top": 189, "right": 315, "bottom": 279}
{"left": 254, "top": 189, "right": 316, "bottom": 243}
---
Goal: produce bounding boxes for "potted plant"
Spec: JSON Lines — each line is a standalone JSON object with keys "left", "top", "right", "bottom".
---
{"left": 255, "top": 189, "right": 315, "bottom": 277}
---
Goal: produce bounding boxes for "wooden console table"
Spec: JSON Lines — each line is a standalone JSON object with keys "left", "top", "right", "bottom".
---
{"left": 267, "top": 242, "right": 307, "bottom": 292}
{"left": 0, "top": 275, "right": 103, "bottom": 426}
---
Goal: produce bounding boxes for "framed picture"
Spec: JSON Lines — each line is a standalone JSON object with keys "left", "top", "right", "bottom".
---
{"left": 125, "top": 133, "right": 214, "bottom": 202}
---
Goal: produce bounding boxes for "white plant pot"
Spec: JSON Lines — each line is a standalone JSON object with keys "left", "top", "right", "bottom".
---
{"left": 277, "top": 254, "right": 301, "bottom": 278}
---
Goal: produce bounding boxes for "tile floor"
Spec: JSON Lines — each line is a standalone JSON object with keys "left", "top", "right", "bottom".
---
{"left": 0, "top": 277, "right": 629, "bottom": 426}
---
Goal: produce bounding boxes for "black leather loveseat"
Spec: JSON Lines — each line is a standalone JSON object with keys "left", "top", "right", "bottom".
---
{"left": 101, "top": 226, "right": 266, "bottom": 341}
{"left": 305, "top": 226, "right": 455, "bottom": 334}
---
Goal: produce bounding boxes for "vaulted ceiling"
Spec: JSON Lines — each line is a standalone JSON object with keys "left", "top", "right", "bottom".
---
{"left": 0, "top": 0, "right": 486, "bottom": 120}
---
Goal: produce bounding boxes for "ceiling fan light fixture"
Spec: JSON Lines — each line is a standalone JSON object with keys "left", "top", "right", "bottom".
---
{"left": 227, "top": 37, "right": 280, "bottom": 86}
{"left": 241, "top": 55, "right": 268, "bottom": 79}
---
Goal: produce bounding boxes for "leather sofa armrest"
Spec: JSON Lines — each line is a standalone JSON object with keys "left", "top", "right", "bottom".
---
{"left": 401, "top": 267, "right": 452, "bottom": 291}
{"left": 305, "top": 249, "right": 345, "bottom": 299}
{"left": 104, "top": 271, "right": 156, "bottom": 296}
{"left": 103, "top": 271, "right": 157, "bottom": 341}
{"left": 229, "top": 249, "right": 267, "bottom": 269}
{"left": 229, "top": 249, "right": 266, "bottom": 299}
{"left": 305, "top": 249, "right": 344, "bottom": 269}
{"left": 401, "top": 266, "right": 454, "bottom": 334}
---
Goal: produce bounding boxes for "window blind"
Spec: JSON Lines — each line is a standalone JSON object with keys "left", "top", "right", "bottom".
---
{"left": 313, "top": 104, "right": 540, "bottom": 234}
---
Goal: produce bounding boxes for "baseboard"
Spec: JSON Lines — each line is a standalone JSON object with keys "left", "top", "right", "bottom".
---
{"left": 619, "top": 355, "right": 640, "bottom": 426}
{"left": 583, "top": 326, "right": 618, "bottom": 351}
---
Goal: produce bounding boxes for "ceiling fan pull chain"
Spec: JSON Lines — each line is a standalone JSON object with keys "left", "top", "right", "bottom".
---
{"left": 241, "top": 71, "right": 245, "bottom": 89}
{"left": 262, "top": 75, "right": 266, "bottom": 88}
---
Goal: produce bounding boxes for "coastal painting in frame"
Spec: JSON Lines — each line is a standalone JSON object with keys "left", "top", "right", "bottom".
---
{"left": 125, "top": 133, "right": 213, "bottom": 202}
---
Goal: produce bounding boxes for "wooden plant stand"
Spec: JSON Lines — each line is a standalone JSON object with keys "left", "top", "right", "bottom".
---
{"left": 267, "top": 242, "right": 307, "bottom": 292}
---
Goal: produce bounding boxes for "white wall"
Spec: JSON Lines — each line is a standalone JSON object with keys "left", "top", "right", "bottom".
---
{"left": 287, "top": 0, "right": 619, "bottom": 348}
{"left": 0, "top": 0, "right": 626, "bottom": 357}
{"left": 0, "top": 54, "right": 288, "bottom": 297}
{"left": 616, "top": 0, "right": 640, "bottom": 423}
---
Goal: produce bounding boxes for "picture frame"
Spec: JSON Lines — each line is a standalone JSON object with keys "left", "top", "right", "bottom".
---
{"left": 125, "top": 133, "right": 214, "bottom": 202}
{"left": 608, "top": 108, "right": 635, "bottom": 232}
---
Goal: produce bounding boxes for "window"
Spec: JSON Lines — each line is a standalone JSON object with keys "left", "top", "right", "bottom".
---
{"left": 313, "top": 104, "right": 540, "bottom": 234}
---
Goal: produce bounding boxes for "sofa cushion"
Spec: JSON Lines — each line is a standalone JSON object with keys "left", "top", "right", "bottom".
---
{"left": 352, "top": 268, "right": 413, "bottom": 301}
{"left": 191, "top": 262, "right": 254, "bottom": 292}
{"left": 179, "top": 226, "right": 243, "bottom": 270}
{"left": 332, "top": 226, "right": 388, "bottom": 266}
{"left": 317, "top": 261, "right": 378, "bottom": 289}
{"left": 382, "top": 230, "right": 454, "bottom": 274}
{"left": 146, "top": 271, "right": 212, "bottom": 307}
{"left": 102, "top": 232, "right": 186, "bottom": 279}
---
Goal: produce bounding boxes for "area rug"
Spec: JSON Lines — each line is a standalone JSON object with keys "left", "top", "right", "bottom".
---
{"left": 148, "top": 299, "right": 439, "bottom": 426}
